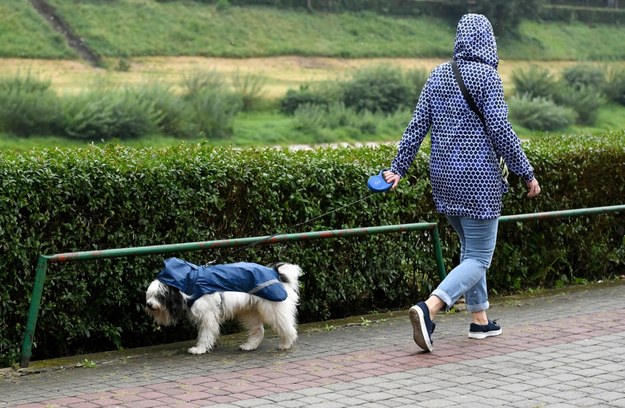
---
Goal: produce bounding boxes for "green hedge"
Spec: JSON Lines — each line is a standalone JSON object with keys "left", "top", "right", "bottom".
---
{"left": 1, "top": 134, "right": 624, "bottom": 366}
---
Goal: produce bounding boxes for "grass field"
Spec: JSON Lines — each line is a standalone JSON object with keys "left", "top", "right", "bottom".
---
{"left": 0, "top": 0, "right": 74, "bottom": 59}
{"left": 34, "top": 1, "right": 625, "bottom": 61}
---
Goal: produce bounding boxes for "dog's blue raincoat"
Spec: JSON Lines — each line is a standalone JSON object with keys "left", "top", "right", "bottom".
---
{"left": 157, "top": 257, "right": 287, "bottom": 306}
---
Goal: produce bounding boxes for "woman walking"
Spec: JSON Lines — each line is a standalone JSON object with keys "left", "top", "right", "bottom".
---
{"left": 383, "top": 14, "right": 541, "bottom": 352}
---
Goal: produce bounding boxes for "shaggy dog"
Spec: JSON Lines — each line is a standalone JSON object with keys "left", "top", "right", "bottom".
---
{"left": 145, "top": 258, "right": 302, "bottom": 354}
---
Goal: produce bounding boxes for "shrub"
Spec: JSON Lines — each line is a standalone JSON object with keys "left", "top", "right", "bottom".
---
{"left": 133, "top": 83, "right": 194, "bottom": 138}
{"left": 180, "top": 70, "right": 243, "bottom": 139}
{"left": 561, "top": 64, "right": 607, "bottom": 91}
{"left": 280, "top": 85, "right": 334, "bottom": 115}
{"left": 342, "top": 65, "right": 412, "bottom": 114}
{"left": 554, "top": 85, "right": 606, "bottom": 125}
{"left": 293, "top": 102, "right": 378, "bottom": 136}
{"left": 283, "top": 67, "right": 419, "bottom": 117}
{"left": 0, "top": 73, "right": 63, "bottom": 136}
{"left": 231, "top": 71, "right": 267, "bottom": 112}
{"left": 604, "top": 66, "right": 625, "bottom": 106}
{"left": 115, "top": 58, "right": 132, "bottom": 72}
{"left": 512, "top": 63, "right": 611, "bottom": 126}
{"left": 511, "top": 65, "right": 559, "bottom": 100}
{"left": 292, "top": 103, "right": 328, "bottom": 133}
{"left": 405, "top": 68, "right": 429, "bottom": 100}
{"left": 61, "top": 87, "right": 160, "bottom": 140}
{"left": 508, "top": 94, "right": 576, "bottom": 131}
{"left": 216, "top": 0, "right": 230, "bottom": 11}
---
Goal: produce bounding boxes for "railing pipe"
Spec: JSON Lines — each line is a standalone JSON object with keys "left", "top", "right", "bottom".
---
{"left": 43, "top": 223, "right": 438, "bottom": 263}
{"left": 499, "top": 204, "right": 625, "bottom": 223}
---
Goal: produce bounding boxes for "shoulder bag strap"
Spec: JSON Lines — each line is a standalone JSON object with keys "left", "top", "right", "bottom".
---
{"left": 451, "top": 60, "right": 509, "bottom": 183}
{"left": 451, "top": 60, "right": 486, "bottom": 128}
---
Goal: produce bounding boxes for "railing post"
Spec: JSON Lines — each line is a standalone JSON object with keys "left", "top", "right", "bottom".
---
{"left": 20, "top": 255, "right": 49, "bottom": 368}
{"left": 431, "top": 225, "right": 447, "bottom": 281}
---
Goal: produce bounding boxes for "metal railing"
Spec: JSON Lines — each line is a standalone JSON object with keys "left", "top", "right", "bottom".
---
{"left": 20, "top": 222, "right": 445, "bottom": 368}
{"left": 19, "top": 204, "right": 625, "bottom": 368}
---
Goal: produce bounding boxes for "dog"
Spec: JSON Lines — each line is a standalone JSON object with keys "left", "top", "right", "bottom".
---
{"left": 145, "top": 257, "right": 302, "bottom": 354}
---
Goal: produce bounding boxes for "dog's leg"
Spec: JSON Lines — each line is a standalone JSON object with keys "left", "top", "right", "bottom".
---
{"left": 275, "top": 323, "right": 298, "bottom": 350}
{"left": 238, "top": 310, "right": 265, "bottom": 351}
{"left": 188, "top": 297, "right": 221, "bottom": 354}
{"left": 266, "top": 302, "right": 298, "bottom": 350}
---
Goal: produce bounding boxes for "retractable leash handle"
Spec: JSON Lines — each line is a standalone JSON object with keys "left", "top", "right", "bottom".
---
{"left": 367, "top": 169, "right": 394, "bottom": 193}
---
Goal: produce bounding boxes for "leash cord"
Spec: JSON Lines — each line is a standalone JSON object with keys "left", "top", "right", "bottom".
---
{"left": 205, "top": 192, "right": 378, "bottom": 265}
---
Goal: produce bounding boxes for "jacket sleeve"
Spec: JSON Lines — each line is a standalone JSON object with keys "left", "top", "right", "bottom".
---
{"left": 482, "top": 70, "right": 535, "bottom": 182}
{"left": 390, "top": 79, "right": 432, "bottom": 177}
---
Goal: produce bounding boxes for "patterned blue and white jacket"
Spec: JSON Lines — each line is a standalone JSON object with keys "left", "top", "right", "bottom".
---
{"left": 390, "top": 13, "right": 535, "bottom": 219}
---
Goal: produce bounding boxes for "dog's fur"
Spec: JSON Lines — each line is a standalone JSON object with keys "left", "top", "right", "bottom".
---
{"left": 145, "top": 263, "right": 302, "bottom": 354}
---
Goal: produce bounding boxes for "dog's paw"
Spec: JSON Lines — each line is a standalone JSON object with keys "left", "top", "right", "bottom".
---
{"left": 277, "top": 343, "right": 293, "bottom": 350}
{"left": 187, "top": 346, "right": 208, "bottom": 355}
{"left": 239, "top": 343, "right": 259, "bottom": 351}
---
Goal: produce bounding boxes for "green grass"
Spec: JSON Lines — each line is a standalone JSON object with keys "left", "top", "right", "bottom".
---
{"left": 232, "top": 108, "right": 412, "bottom": 147}
{"left": 45, "top": 0, "right": 454, "bottom": 58}
{"left": 0, "top": 135, "right": 86, "bottom": 151}
{"left": 503, "top": 21, "right": 625, "bottom": 61}
{"left": 6, "top": 1, "right": 625, "bottom": 61}
{"left": 232, "top": 111, "right": 301, "bottom": 146}
{"left": 0, "top": 133, "right": 218, "bottom": 151}
{"left": 0, "top": 0, "right": 75, "bottom": 59}
{"left": 31, "top": 0, "right": 625, "bottom": 61}
{"left": 575, "top": 102, "right": 625, "bottom": 133}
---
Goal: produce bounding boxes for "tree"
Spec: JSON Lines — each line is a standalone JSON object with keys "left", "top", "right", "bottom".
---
{"left": 420, "top": 0, "right": 545, "bottom": 37}
{"left": 471, "top": 0, "right": 545, "bottom": 36}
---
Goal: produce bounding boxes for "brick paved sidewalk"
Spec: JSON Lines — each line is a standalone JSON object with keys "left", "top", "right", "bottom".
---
{"left": 2, "top": 281, "right": 624, "bottom": 408}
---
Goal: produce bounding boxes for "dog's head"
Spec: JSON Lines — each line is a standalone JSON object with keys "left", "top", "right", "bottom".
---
{"left": 145, "top": 280, "right": 186, "bottom": 327}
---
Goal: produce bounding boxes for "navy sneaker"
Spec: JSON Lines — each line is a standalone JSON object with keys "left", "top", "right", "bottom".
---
{"left": 468, "top": 320, "right": 502, "bottom": 339}
{"left": 409, "top": 301, "right": 435, "bottom": 352}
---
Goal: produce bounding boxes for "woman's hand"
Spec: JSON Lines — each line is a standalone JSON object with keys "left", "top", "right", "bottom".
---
{"left": 383, "top": 170, "right": 401, "bottom": 190}
{"left": 526, "top": 178, "right": 541, "bottom": 198}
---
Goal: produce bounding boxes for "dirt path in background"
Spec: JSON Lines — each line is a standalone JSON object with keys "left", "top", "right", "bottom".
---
{"left": 27, "top": 0, "right": 102, "bottom": 67}
{"left": 0, "top": 56, "right": 610, "bottom": 97}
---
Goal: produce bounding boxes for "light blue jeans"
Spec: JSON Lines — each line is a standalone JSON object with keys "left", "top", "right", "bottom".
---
{"left": 431, "top": 216, "right": 499, "bottom": 313}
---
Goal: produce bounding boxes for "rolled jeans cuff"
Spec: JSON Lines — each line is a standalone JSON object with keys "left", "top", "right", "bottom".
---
{"left": 466, "top": 300, "right": 490, "bottom": 313}
{"left": 431, "top": 289, "right": 490, "bottom": 313}
{"left": 431, "top": 289, "right": 453, "bottom": 311}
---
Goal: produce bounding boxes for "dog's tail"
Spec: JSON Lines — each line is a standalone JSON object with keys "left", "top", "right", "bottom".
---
{"left": 273, "top": 263, "right": 302, "bottom": 290}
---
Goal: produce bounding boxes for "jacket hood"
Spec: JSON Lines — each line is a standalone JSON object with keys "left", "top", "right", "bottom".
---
{"left": 453, "top": 14, "right": 499, "bottom": 69}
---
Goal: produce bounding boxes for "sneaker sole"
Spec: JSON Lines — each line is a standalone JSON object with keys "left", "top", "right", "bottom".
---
{"left": 468, "top": 328, "right": 502, "bottom": 339}
{"left": 409, "top": 306, "right": 433, "bottom": 352}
